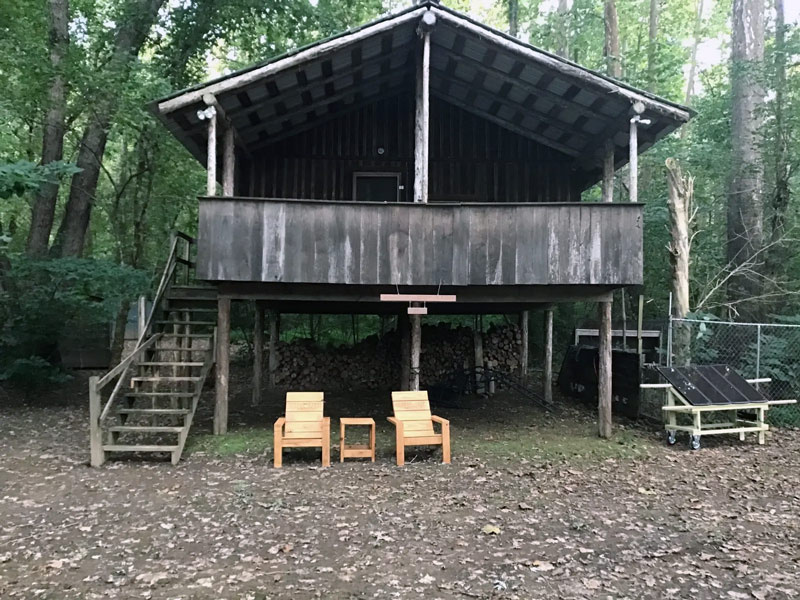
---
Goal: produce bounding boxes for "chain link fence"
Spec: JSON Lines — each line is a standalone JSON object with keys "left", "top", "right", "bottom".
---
{"left": 665, "top": 318, "right": 800, "bottom": 426}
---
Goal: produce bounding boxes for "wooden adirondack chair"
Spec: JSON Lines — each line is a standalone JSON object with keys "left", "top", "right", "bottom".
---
{"left": 274, "top": 392, "right": 330, "bottom": 468}
{"left": 387, "top": 391, "right": 450, "bottom": 466}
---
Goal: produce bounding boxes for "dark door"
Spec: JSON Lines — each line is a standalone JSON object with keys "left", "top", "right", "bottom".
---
{"left": 354, "top": 173, "right": 400, "bottom": 202}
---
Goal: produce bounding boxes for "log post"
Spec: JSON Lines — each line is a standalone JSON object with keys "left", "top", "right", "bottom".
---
{"left": 205, "top": 106, "right": 217, "bottom": 196}
{"left": 544, "top": 309, "right": 553, "bottom": 404}
{"left": 413, "top": 12, "right": 435, "bottom": 203}
{"left": 629, "top": 101, "right": 645, "bottom": 204}
{"left": 518, "top": 310, "right": 529, "bottom": 377}
{"left": 598, "top": 300, "right": 613, "bottom": 438}
{"left": 473, "top": 324, "right": 484, "bottom": 394}
{"left": 268, "top": 310, "right": 280, "bottom": 388}
{"left": 602, "top": 139, "right": 615, "bottom": 203}
{"left": 399, "top": 313, "right": 411, "bottom": 390}
{"left": 222, "top": 124, "right": 235, "bottom": 196}
{"left": 410, "top": 306, "right": 422, "bottom": 391}
{"left": 252, "top": 301, "right": 264, "bottom": 406}
{"left": 214, "top": 296, "right": 231, "bottom": 435}
{"left": 89, "top": 376, "right": 105, "bottom": 467}
{"left": 137, "top": 295, "right": 146, "bottom": 340}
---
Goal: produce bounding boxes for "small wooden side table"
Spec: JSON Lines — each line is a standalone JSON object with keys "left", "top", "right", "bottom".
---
{"left": 339, "top": 417, "right": 376, "bottom": 462}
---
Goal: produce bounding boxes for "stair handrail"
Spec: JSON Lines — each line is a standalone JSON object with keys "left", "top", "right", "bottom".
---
{"left": 96, "top": 231, "right": 195, "bottom": 422}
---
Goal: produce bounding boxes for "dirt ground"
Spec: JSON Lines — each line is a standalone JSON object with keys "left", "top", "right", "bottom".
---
{"left": 2, "top": 368, "right": 800, "bottom": 600}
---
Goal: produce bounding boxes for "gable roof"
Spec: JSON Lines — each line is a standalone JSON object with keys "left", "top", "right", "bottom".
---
{"left": 152, "top": 1, "right": 692, "bottom": 184}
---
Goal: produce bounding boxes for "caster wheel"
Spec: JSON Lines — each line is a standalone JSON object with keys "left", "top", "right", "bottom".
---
{"left": 666, "top": 431, "right": 677, "bottom": 446}
{"left": 690, "top": 435, "right": 701, "bottom": 451}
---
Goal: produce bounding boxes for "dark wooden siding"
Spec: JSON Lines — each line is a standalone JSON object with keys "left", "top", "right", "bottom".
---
{"left": 242, "top": 95, "right": 580, "bottom": 202}
{"left": 197, "top": 198, "right": 642, "bottom": 286}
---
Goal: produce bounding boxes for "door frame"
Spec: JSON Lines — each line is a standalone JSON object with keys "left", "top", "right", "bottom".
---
{"left": 352, "top": 171, "right": 401, "bottom": 202}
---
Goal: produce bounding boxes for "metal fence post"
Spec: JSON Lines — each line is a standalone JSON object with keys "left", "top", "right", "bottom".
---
{"left": 666, "top": 292, "right": 673, "bottom": 367}
{"left": 756, "top": 324, "right": 761, "bottom": 390}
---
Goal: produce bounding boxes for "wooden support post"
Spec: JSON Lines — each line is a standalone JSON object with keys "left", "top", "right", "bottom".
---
{"left": 519, "top": 310, "right": 529, "bottom": 377}
{"left": 268, "top": 310, "right": 279, "bottom": 388}
{"left": 399, "top": 313, "right": 411, "bottom": 390}
{"left": 222, "top": 124, "right": 235, "bottom": 196}
{"left": 410, "top": 305, "right": 422, "bottom": 391}
{"left": 620, "top": 289, "right": 627, "bottom": 350}
{"left": 413, "top": 17, "right": 433, "bottom": 203}
{"left": 89, "top": 376, "right": 105, "bottom": 467}
{"left": 214, "top": 297, "right": 231, "bottom": 435}
{"left": 206, "top": 107, "right": 217, "bottom": 196}
{"left": 252, "top": 301, "right": 264, "bottom": 406}
{"left": 544, "top": 309, "right": 554, "bottom": 404}
{"left": 602, "top": 139, "right": 615, "bottom": 203}
{"left": 474, "top": 324, "right": 484, "bottom": 394}
{"left": 637, "top": 295, "right": 645, "bottom": 362}
{"left": 598, "top": 301, "right": 613, "bottom": 438}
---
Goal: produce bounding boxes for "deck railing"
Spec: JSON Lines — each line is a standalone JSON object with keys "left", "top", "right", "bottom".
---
{"left": 196, "top": 197, "right": 643, "bottom": 287}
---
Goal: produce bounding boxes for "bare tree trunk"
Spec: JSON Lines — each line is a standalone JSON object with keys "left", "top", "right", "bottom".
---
{"left": 604, "top": 0, "right": 622, "bottom": 78}
{"left": 766, "top": 0, "right": 790, "bottom": 281}
{"left": 666, "top": 158, "right": 694, "bottom": 365}
{"left": 727, "top": 0, "right": 765, "bottom": 319}
{"left": 647, "top": 0, "right": 659, "bottom": 87}
{"left": 26, "top": 0, "right": 69, "bottom": 257}
{"left": 51, "top": 0, "right": 167, "bottom": 257}
{"left": 555, "top": 0, "right": 569, "bottom": 58}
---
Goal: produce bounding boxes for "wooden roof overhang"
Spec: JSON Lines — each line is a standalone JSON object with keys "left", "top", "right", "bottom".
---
{"left": 152, "top": 1, "right": 693, "bottom": 189}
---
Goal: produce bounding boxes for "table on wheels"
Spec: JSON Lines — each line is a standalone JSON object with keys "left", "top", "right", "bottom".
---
{"left": 339, "top": 417, "right": 376, "bottom": 462}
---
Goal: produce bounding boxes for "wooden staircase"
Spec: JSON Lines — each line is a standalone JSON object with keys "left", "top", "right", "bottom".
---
{"left": 89, "top": 232, "right": 217, "bottom": 466}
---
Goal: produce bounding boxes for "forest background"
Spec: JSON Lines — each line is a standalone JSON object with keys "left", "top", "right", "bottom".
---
{"left": 0, "top": 0, "right": 797, "bottom": 383}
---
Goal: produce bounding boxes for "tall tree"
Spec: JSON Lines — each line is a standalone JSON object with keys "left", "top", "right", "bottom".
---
{"left": 726, "top": 0, "right": 765, "bottom": 316}
{"left": 51, "top": 0, "right": 167, "bottom": 257}
{"left": 604, "top": 0, "right": 621, "bottom": 78}
{"left": 555, "top": 0, "right": 570, "bottom": 58}
{"left": 25, "top": 0, "right": 69, "bottom": 257}
{"left": 647, "top": 0, "right": 659, "bottom": 86}
{"left": 508, "top": 0, "right": 519, "bottom": 37}
{"left": 766, "top": 0, "right": 790, "bottom": 278}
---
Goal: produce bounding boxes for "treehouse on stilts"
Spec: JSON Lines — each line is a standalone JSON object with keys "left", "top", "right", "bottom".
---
{"left": 89, "top": 1, "right": 691, "bottom": 465}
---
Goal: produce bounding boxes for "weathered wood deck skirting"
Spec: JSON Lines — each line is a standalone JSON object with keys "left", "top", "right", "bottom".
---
{"left": 197, "top": 197, "right": 643, "bottom": 287}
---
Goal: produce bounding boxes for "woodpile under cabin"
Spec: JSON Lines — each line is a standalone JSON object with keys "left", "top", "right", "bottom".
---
{"left": 90, "top": 0, "right": 692, "bottom": 464}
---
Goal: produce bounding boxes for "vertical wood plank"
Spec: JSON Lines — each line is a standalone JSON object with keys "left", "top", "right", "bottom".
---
{"left": 207, "top": 111, "right": 217, "bottom": 196}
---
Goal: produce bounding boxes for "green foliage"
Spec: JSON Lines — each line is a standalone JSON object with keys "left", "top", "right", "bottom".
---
{"left": 0, "top": 160, "right": 81, "bottom": 199}
{"left": 0, "top": 255, "right": 149, "bottom": 385}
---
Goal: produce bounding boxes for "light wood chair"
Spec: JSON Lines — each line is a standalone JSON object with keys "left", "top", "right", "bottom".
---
{"left": 387, "top": 391, "right": 450, "bottom": 466}
{"left": 274, "top": 392, "right": 330, "bottom": 468}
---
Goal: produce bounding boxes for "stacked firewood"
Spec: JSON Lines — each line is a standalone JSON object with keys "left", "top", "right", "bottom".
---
{"left": 271, "top": 322, "right": 523, "bottom": 390}
{"left": 482, "top": 325, "right": 522, "bottom": 374}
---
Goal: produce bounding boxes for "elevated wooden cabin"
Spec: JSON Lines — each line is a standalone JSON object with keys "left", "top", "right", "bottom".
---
{"left": 152, "top": 1, "right": 691, "bottom": 435}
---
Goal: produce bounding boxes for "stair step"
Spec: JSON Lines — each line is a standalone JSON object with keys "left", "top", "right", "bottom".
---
{"left": 109, "top": 426, "right": 185, "bottom": 433}
{"left": 103, "top": 445, "right": 180, "bottom": 452}
{"left": 125, "top": 392, "right": 195, "bottom": 398}
{"left": 118, "top": 408, "right": 191, "bottom": 415}
{"left": 131, "top": 376, "right": 202, "bottom": 383}
{"left": 156, "top": 320, "right": 216, "bottom": 326}
{"left": 159, "top": 333, "right": 213, "bottom": 338}
{"left": 138, "top": 361, "right": 204, "bottom": 367}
